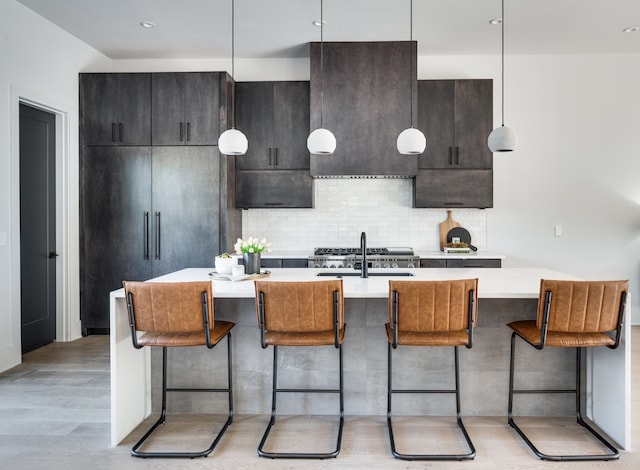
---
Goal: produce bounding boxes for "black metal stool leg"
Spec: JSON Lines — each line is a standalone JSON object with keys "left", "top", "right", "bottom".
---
{"left": 131, "top": 333, "right": 234, "bottom": 459}
{"left": 507, "top": 333, "right": 619, "bottom": 461}
{"left": 387, "top": 344, "right": 475, "bottom": 460}
{"left": 258, "top": 344, "right": 344, "bottom": 459}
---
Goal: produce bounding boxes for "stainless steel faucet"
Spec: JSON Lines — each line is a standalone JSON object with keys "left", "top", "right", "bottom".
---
{"left": 360, "top": 231, "right": 368, "bottom": 278}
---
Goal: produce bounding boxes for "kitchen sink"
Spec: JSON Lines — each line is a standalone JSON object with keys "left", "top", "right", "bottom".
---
{"left": 317, "top": 271, "right": 415, "bottom": 277}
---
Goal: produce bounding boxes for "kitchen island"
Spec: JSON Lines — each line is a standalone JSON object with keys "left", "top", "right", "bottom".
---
{"left": 110, "top": 267, "right": 630, "bottom": 450}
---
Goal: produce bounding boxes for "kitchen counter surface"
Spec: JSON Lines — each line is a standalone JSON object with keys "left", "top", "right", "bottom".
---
{"left": 110, "top": 267, "right": 630, "bottom": 451}
{"left": 112, "top": 266, "right": 574, "bottom": 300}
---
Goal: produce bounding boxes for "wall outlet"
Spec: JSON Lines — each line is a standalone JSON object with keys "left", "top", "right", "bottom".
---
{"left": 554, "top": 225, "right": 562, "bottom": 237}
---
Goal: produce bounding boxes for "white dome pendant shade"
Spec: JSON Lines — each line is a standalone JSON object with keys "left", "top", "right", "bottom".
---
{"left": 307, "top": 0, "right": 336, "bottom": 156}
{"left": 489, "top": 0, "right": 517, "bottom": 153}
{"left": 307, "top": 127, "right": 336, "bottom": 155}
{"left": 488, "top": 125, "right": 518, "bottom": 152}
{"left": 396, "top": 0, "right": 426, "bottom": 155}
{"left": 218, "top": 0, "right": 248, "bottom": 156}
{"left": 397, "top": 126, "right": 426, "bottom": 155}
{"left": 218, "top": 128, "right": 248, "bottom": 155}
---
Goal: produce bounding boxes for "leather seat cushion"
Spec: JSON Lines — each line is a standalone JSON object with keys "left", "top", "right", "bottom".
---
{"left": 385, "top": 323, "right": 469, "bottom": 346}
{"left": 508, "top": 320, "right": 616, "bottom": 348}
{"left": 138, "top": 320, "right": 235, "bottom": 347}
{"left": 264, "top": 326, "right": 346, "bottom": 346}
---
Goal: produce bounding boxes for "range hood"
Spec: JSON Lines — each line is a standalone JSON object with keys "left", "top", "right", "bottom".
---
{"left": 309, "top": 41, "right": 418, "bottom": 178}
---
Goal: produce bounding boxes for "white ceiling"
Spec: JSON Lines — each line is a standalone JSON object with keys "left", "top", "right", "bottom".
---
{"left": 16, "top": 0, "right": 640, "bottom": 59}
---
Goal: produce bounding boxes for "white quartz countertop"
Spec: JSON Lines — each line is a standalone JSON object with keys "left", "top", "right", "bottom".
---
{"left": 113, "top": 267, "right": 580, "bottom": 300}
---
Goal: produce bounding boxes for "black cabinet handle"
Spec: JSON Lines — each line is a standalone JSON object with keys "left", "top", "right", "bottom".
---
{"left": 179, "top": 122, "right": 184, "bottom": 142}
{"left": 268, "top": 148, "right": 272, "bottom": 166}
{"left": 274, "top": 147, "right": 278, "bottom": 167}
{"left": 48, "top": 252, "right": 59, "bottom": 259}
{"left": 444, "top": 202, "right": 464, "bottom": 206}
{"left": 186, "top": 122, "right": 191, "bottom": 141}
{"left": 143, "top": 212, "right": 149, "bottom": 260}
{"left": 155, "top": 211, "right": 161, "bottom": 260}
{"left": 455, "top": 146, "right": 460, "bottom": 165}
{"left": 111, "top": 123, "right": 116, "bottom": 142}
{"left": 118, "top": 123, "right": 123, "bottom": 142}
{"left": 448, "top": 147, "right": 453, "bottom": 165}
{"left": 264, "top": 202, "right": 284, "bottom": 206}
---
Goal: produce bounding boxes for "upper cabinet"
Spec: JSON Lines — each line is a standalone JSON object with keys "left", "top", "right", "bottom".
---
{"left": 417, "top": 79, "right": 493, "bottom": 169}
{"left": 80, "top": 73, "right": 151, "bottom": 146}
{"left": 309, "top": 41, "right": 418, "bottom": 177}
{"left": 414, "top": 79, "right": 494, "bottom": 208}
{"left": 235, "top": 81, "right": 310, "bottom": 170}
{"left": 152, "top": 72, "right": 221, "bottom": 146}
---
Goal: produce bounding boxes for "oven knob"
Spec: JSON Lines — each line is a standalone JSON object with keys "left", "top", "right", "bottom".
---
{"left": 346, "top": 263, "right": 353, "bottom": 268}
{"left": 383, "top": 263, "right": 390, "bottom": 268}
{"left": 392, "top": 263, "right": 398, "bottom": 269}
{"left": 336, "top": 262, "right": 343, "bottom": 268}
{"left": 373, "top": 262, "right": 381, "bottom": 268}
{"left": 407, "top": 262, "right": 415, "bottom": 268}
{"left": 322, "top": 263, "right": 328, "bottom": 268}
{"left": 329, "top": 264, "right": 337, "bottom": 268}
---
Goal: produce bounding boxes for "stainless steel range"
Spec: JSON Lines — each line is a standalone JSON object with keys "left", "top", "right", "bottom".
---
{"left": 308, "top": 247, "right": 419, "bottom": 269}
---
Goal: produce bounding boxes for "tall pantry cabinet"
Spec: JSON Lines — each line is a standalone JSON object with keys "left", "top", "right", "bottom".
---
{"left": 79, "top": 72, "right": 240, "bottom": 334}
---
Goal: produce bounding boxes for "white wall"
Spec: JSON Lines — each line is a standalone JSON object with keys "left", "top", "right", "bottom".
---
{"left": 0, "top": 0, "right": 111, "bottom": 371}
{"left": 2, "top": 0, "right": 639, "bottom": 373}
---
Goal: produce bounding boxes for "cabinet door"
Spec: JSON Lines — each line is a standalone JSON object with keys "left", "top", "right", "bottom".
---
{"left": 417, "top": 80, "right": 455, "bottom": 169}
{"left": 414, "top": 169, "right": 493, "bottom": 208}
{"left": 184, "top": 72, "right": 220, "bottom": 145}
{"left": 81, "top": 147, "right": 152, "bottom": 332}
{"left": 151, "top": 146, "right": 220, "bottom": 276}
{"left": 116, "top": 74, "right": 152, "bottom": 145}
{"left": 236, "top": 170, "right": 313, "bottom": 208}
{"left": 152, "top": 73, "right": 186, "bottom": 145}
{"left": 235, "top": 81, "right": 275, "bottom": 170}
{"left": 80, "top": 74, "right": 118, "bottom": 146}
{"left": 454, "top": 79, "right": 493, "bottom": 169}
{"left": 274, "top": 81, "right": 310, "bottom": 169}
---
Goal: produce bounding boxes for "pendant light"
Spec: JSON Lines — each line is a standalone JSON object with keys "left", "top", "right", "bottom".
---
{"left": 218, "top": 0, "right": 248, "bottom": 155}
{"left": 307, "top": 0, "right": 336, "bottom": 155}
{"left": 488, "top": 0, "right": 518, "bottom": 152}
{"left": 396, "top": 0, "right": 426, "bottom": 155}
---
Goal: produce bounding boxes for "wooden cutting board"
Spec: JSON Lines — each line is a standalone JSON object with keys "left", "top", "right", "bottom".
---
{"left": 439, "top": 210, "right": 460, "bottom": 251}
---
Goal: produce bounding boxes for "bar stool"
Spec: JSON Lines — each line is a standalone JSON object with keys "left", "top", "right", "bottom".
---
{"left": 386, "top": 278, "right": 478, "bottom": 461}
{"left": 254, "top": 279, "right": 345, "bottom": 459}
{"left": 507, "top": 279, "right": 628, "bottom": 461}
{"left": 122, "top": 280, "right": 234, "bottom": 458}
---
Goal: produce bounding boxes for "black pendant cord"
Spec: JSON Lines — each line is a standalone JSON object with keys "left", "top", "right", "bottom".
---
{"left": 500, "top": 0, "right": 505, "bottom": 127}
{"left": 409, "top": 0, "right": 414, "bottom": 128}
{"left": 320, "top": 0, "right": 325, "bottom": 129}
{"left": 231, "top": 0, "right": 236, "bottom": 129}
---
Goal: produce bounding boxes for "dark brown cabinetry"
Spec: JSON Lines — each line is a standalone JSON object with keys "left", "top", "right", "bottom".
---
{"left": 420, "top": 258, "right": 501, "bottom": 268}
{"left": 414, "top": 79, "right": 493, "bottom": 208}
{"left": 80, "top": 73, "right": 151, "bottom": 146}
{"left": 235, "top": 81, "right": 310, "bottom": 170}
{"left": 309, "top": 41, "right": 418, "bottom": 177}
{"left": 152, "top": 72, "right": 221, "bottom": 146}
{"left": 235, "top": 81, "right": 313, "bottom": 208}
{"left": 80, "top": 71, "right": 240, "bottom": 334}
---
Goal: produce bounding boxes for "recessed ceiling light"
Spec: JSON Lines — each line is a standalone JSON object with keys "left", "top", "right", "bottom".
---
{"left": 313, "top": 20, "right": 326, "bottom": 27}
{"left": 623, "top": 26, "right": 639, "bottom": 33}
{"left": 140, "top": 21, "right": 156, "bottom": 28}
{"left": 489, "top": 18, "right": 502, "bottom": 25}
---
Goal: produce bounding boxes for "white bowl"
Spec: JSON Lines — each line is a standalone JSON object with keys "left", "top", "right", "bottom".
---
{"left": 215, "top": 256, "right": 237, "bottom": 275}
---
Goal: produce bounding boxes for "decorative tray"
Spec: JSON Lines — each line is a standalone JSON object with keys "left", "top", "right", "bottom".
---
{"left": 209, "top": 269, "right": 271, "bottom": 282}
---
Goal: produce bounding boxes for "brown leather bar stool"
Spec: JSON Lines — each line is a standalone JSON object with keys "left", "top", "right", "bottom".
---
{"left": 254, "top": 279, "right": 345, "bottom": 459}
{"left": 122, "top": 280, "right": 234, "bottom": 458}
{"left": 507, "top": 279, "right": 628, "bottom": 461}
{"left": 386, "top": 278, "right": 478, "bottom": 461}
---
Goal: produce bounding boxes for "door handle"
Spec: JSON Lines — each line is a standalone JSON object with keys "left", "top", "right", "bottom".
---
{"left": 186, "top": 122, "right": 191, "bottom": 141}
{"left": 118, "top": 123, "right": 123, "bottom": 142}
{"left": 268, "top": 147, "right": 272, "bottom": 166}
{"left": 143, "top": 212, "right": 149, "bottom": 260}
{"left": 274, "top": 147, "right": 278, "bottom": 167}
{"left": 155, "top": 212, "right": 161, "bottom": 260}
{"left": 448, "top": 147, "right": 453, "bottom": 165}
{"left": 48, "top": 252, "right": 59, "bottom": 259}
{"left": 455, "top": 146, "right": 460, "bottom": 165}
{"left": 179, "top": 122, "right": 184, "bottom": 142}
{"left": 111, "top": 123, "right": 116, "bottom": 142}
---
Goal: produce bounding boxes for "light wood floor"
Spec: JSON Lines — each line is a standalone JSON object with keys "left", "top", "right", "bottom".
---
{"left": 1, "top": 328, "right": 639, "bottom": 469}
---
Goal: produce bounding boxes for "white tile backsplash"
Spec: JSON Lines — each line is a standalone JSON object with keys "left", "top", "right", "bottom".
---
{"left": 241, "top": 179, "right": 487, "bottom": 252}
